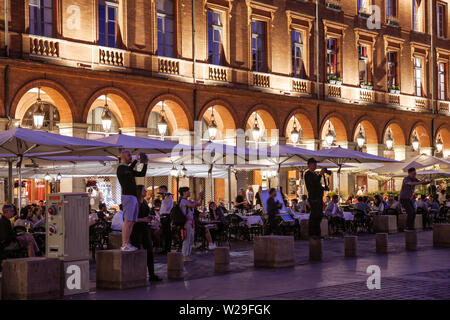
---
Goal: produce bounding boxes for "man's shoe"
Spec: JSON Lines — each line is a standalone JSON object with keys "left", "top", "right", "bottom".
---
{"left": 149, "top": 274, "right": 163, "bottom": 282}
{"left": 121, "top": 243, "right": 138, "bottom": 251}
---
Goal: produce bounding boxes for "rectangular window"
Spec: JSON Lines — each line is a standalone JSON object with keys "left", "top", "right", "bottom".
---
{"left": 412, "top": 0, "right": 423, "bottom": 32}
{"left": 359, "top": 45, "right": 369, "bottom": 83}
{"left": 358, "top": 0, "right": 369, "bottom": 13}
{"left": 157, "top": 0, "right": 175, "bottom": 57}
{"left": 291, "top": 30, "right": 305, "bottom": 78}
{"left": 98, "top": 1, "right": 118, "bottom": 48}
{"left": 29, "top": 0, "right": 53, "bottom": 37}
{"left": 251, "top": 21, "right": 267, "bottom": 72}
{"left": 386, "top": 0, "right": 397, "bottom": 18}
{"left": 387, "top": 51, "right": 398, "bottom": 88}
{"left": 439, "top": 63, "right": 447, "bottom": 100}
{"left": 414, "top": 57, "right": 422, "bottom": 96}
{"left": 326, "top": 37, "right": 339, "bottom": 77}
{"left": 437, "top": 4, "right": 446, "bottom": 38}
{"left": 208, "top": 10, "right": 223, "bottom": 66}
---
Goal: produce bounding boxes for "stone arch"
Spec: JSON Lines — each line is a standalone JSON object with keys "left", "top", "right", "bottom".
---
{"left": 83, "top": 87, "right": 137, "bottom": 128}
{"left": 11, "top": 79, "right": 75, "bottom": 124}
{"left": 382, "top": 120, "right": 406, "bottom": 146}
{"left": 198, "top": 99, "right": 237, "bottom": 141}
{"left": 435, "top": 124, "right": 450, "bottom": 156}
{"left": 410, "top": 121, "right": 431, "bottom": 148}
{"left": 244, "top": 105, "right": 278, "bottom": 138}
{"left": 145, "top": 94, "right": 191, "bottom": 136}
{"left": 320, "top": 113, "right": 348, "bottom": 144}
{"left": 353, "top": 117, "right": 379, "bottom": 145}
{"left": 283, "top": 108, "right": 315, "bottom": 143}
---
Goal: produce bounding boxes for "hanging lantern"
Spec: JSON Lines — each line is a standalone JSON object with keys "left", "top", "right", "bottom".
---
{"left": 325, "top": 122, "right": 334, "bottom": 146}
{"left": 411, "top": 132, "right": 420, "bottom": 152}
{"left": 101, "top": 95, "right": 112, "bottom": 133}
{"left": 170, "top": 166, "right": 178, "bottom": 177}
{"left": 385, "top": 128, "right": 394, "bottom": 150}
{"left": 32, "top": 87, "right": 46, "bottom": 129}
{"left": 436, "top": 136, "right": 443, "bottom": 153}
{"left": 252, "top": 113, "right": 261, "bottom": 142}
{"left": 208, "top": 108, "right": 218, "bottom": 140}
{"left": 157, "top": 103, "right": 168, "bottom": 138}
{"left": 356, "top": 125, "right": 366, "bottom": 148}
{"left": 290, "top": 117, "right": 301, "bottom": 145}
{"left": 44, "top": 172, "right": 51, "bottom": 181}
{"left": 181, "top": 165, "right": 187, "bottom": 177}
{"left": 56, "top": 173, "right": 62, "bottom": 181}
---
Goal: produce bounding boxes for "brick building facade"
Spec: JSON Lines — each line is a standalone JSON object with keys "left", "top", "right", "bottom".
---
{"left": 0, "top": 0, "right": 449, "bottom": 201}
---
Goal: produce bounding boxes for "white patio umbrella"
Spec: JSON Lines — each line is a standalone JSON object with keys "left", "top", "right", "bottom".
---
{"left": 373, "top": 154, "right": 450, "bottom": 173}
{"left": 0, "top": 127, "right": 115, "bottom": 207}
{"left": 315, "top": 146, "right": 398, "bottom": 201}
{"left": 393, "top": 169, "right": 450, "bottom": 179}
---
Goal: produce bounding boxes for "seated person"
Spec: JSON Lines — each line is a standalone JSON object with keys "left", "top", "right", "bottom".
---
{"left": 111, "top": 204, "right": 124, "bottom": 232}
{"left": 195, "top": 207, "right": 216, "bottom": 250}
{"left": 1, "top": 204, "right": 39, "bottom": 257}
{"left": 386, "top": 195, "right": 402, "bottom": 214}
{"left": 354, "top": 196, "right": 370, "bottom": 215}
{"left": 14, "top": 206, "right": 32, "bottom": 228}
{"left": 297, "top": 195, "right": 310, "bottom": 213}
{"left": 234, "top": 189, "right": 248, "bottom": 211}
{"left": 371, "top": 195, "right": 385, "bottom": 215}
{"left": 218, "top": 201, "right": 228, "bottom": 214}
{"left": 428, "top": 195, "right": 440, "bottom": 218}
{"left": 416, "top": 195, "right": 429, "bottom": 213}
{"left": 290, "top": 199, "right": 300, "bottom": 213}
{"left": 97, "top": 203, "right": 113, "bottom": 221}
{"left": 324, "top": 194, "right": 345, "bottom": 234}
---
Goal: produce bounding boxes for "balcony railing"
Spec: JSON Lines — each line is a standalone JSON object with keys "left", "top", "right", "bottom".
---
{"left": 292, "top": 79, "right": 309, "bottom": 94}
{"left": 414, "top": 98, "right": 429, "bottom": 111}
{"left": 386, "top": 93, "right": 400, "bottom": 105}
{"left": 359, "top": 89, "right": 374, "bottom": 103}
{"left": 29, "top": 36, "right": 59, "bottom": 57}
{"left": 252, "top": 72, "right": 270, "bottom": 88}
{"left": 209, "top": 66, "right": 228, "bottom": 82}
{"left": 99, "top": 47, "right": 124, "bottom": 67}
{"left": 327, "top": 84, "right": 342, "bottom": 98}
{"left": 438, "top": 101, "right": 449, "bottom": 113}
{"left": 158, "top": 57, "right": 180, "bottom": 75}
{"left": 326, "top": 0, "right": 341, "bottom": 10}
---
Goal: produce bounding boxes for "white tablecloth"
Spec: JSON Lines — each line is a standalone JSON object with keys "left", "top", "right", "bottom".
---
{"left": 293, "top": 213, "right": 310, "bottom": 222}
{"left": 343, "top": 211, "right": 354, "bottom": 221}
{"left": 237, "top": 214, "right": 263, "bottom": 227}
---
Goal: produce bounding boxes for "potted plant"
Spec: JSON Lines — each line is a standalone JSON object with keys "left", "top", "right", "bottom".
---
{"left": 335, "top": 77, "right": 343, "bottom": 86}
{"left": 360, "top": 82, "right": 373, "bottom": 90}
{"left": 328, "top": 75, "right": 336, "bottom": 84}
{"left": 389, "top": 85, "right": 400, "bottom": 94}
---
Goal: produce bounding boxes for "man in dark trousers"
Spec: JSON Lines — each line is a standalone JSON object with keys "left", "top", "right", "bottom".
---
{"left": 267, "top": 188, "right": 282, "bottom": 234}
{"left": 304, "top": 158, "right": 328, "bottom": 239}
{"left": 400, "top": 167, "right": 431, "bottom": 230}
{"left": 117, "top": 150, "right": 148, "bottom": 251}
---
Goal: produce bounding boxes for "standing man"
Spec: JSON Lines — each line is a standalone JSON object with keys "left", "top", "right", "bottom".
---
{"left": 159, "top": 185, "right": 173, "bottom": 254}
{"left": 400, "top": 167, "right": 431, "bottom": 230}
{"left": 246, "top": 186, "right": 255, "bottom": 208}
{"left": 117, "top": 150, "right": 148, "bottom": 251}
{"left": 304, "top": 158, "right": 328, "bottom": 239}
{"left": 267, "top": 188, "right": 282, "bottom": 234}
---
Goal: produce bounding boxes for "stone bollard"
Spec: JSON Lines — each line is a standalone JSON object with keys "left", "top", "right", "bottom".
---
{"left": 309, "top": 238, "right": 323, "bottom": 261}
{"left": 374, "top": 215, "right": 397, "bottom": 233}
{"left": 397, "top": 214, "right": 407, "bottom": 232}
{"left": 167, "top": 252, "right": 185, "bottom": 280}
{"left": 108, "top": 232, "right": 122, "bottom": 249}
{"left": 414, "top": 214, "right": 423, "bottom": 231}
{"left": 300, "top": 220, "right": 309, "bottom": 240}
{"left": 376, "top": 233, "right": 388, "bottom": 254}
{"left": 214, "top": 247, "right": 230, "bottom": 273}
{"left": 96, "top": 250, "right": 147, "bottom": 289}
{"left": 433, "top": 224, "right": 450, "bottom": 248}
{"left": 405, "top": 230, "right": 417, "bottom": 251}
{"left": 254, "top": 236, "right": 294, "bottom": 268}
{"left": 1, "top": 257, "right": 62, "bottom": 300}
{"left": 344, "top": 235, "right": 357, "bottom": 257}
{"left": 320, "top": 218, "right": 329, "bottom": 238}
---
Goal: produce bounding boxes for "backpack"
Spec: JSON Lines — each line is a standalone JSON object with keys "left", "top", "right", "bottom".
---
{"left": 170, "top": 202, "right": 186, "bottom": 227}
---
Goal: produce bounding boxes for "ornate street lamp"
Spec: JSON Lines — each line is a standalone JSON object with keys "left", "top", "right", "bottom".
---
{"left": 436, "top": 136, "right": 443, "bottom": 153}
{"left": 44, "top": 172, "right": 51, "bottom": 181}
{"left": 157, "top": 102, "right": 168, "bottom": 139}
{"left": 411, "top": 131, "right": 420, "bottom": 152}
{"left": 325, "top": 121, "right": 334, "bottom": 146}
{"left": 56, "top": 173, "right": 62, "bottom": 181}
{"left": 290, "top": 116, "right": 301, "bottom": 145}
{"left": 101, "top": 94, "right": 112, "bottom": 133}
{"left": 208, "top": 108, "right": 218, "bottom": 140}
{"left": 32, "top": 87, "right": 46, "bottom": 129}
{"left": 252, "top": 112, "right": 261, "bottom": 142}
{"left": 170, "top": 165, "right": 178, "bottom": 177}
{"left": 181, "top": 165, "right": 187, "bottom": 177}
{"left": 356, "top": 125, "right": 366, "bottom": 149}
{"left": 385, "top": 128, "right": 394, "bottom": 150}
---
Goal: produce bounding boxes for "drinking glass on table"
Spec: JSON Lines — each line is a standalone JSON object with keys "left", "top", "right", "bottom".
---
{"left": 24, "top": 221, "right": 31, "bottom": 233}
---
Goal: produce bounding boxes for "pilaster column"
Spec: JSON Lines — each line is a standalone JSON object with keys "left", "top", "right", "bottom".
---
{"left": 0, "top": 118, "right": 10, "bottom": 131}
{"left": 57, "top": 123, "right": 89, "bottom": 138}
{"left": 366, "top": 143, "right": 385, "bottom": 157}
{"left": 120, "top": 127, "right": 149, "bottom": 138}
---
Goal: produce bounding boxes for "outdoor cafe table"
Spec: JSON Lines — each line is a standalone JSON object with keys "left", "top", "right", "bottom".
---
{"left": 235, "top": 214, "right": 263, "bottom": 227}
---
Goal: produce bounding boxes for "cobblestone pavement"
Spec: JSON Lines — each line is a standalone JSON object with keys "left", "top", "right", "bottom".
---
{"left": 68, "top": 230, "right": 450, "bottom": 300}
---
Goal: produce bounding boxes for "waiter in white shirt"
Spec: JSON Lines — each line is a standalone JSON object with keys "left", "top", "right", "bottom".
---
{"left": 246, "top": 186, "right": 254, "bottom": 208}
{"left": 159, "top": 185, "right": 173, "bottom": 255}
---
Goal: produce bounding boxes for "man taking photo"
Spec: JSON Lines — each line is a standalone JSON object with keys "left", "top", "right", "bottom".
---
{"left": 117, "top": 150, "right": 148, "bottom": 251}
{"left": 304, "top": 158, "right": 329, "bottom": 239}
